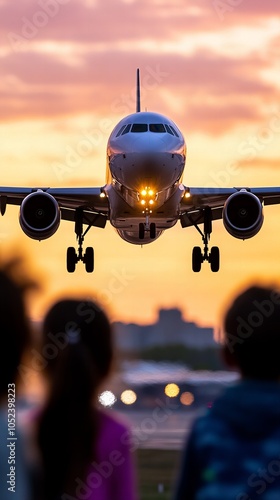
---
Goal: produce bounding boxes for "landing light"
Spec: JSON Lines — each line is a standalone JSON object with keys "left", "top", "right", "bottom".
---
{"left": 185, "top": 192, "right": 191, "bottom": 199}
{"left": 100, "top": 192, "right": 106, "bottom": 198}
{"left": 139, "top": 185, "right": 157, "bottom": 208}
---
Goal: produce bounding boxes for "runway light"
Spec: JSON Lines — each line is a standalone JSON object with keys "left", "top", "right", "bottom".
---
{"left": 121, "top": 389, "right": 137, "bottom": 405}
{"left": 180, "top": 392, "right": 194, "bottom": 406}
{"left": 98, "top": 390, "right": 117, "bottom": 407}
{"left": 165, "top": 383, "right": 180, "bottom": 398}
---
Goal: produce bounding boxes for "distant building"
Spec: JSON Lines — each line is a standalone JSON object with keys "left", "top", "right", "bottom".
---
{"left": 113, "top": 307, "right": 216, "bottom": 352}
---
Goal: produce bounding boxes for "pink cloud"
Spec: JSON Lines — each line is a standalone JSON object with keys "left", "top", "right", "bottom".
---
{"left": 0, "top": 48, "right": 277, "bottom": 136}
{"left": 0, "top": 0, "right": 279, "bottom": 48}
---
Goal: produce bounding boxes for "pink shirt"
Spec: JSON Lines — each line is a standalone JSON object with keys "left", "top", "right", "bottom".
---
{"left": 73, "top": 410, "right": 137, "bottom": 500}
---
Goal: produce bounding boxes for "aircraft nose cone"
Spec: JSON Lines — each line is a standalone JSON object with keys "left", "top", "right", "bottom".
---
{"left": 120, "top": 152, "right": 184, "bottom": 191}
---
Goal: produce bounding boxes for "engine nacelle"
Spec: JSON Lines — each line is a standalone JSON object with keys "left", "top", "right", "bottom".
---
{"left": 19, "top": 191, "right": 61, "bottom": 240}
{"left": 223, "top": 190, "right": 263, "bottom": 239}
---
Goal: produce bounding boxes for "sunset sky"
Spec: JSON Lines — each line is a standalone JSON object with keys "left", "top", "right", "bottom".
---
{"left": 0, "top": 0, "right": 280, "bottom": 329}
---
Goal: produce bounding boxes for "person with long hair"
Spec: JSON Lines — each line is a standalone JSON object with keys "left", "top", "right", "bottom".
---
{"left": 37, "top": 298, "right": 137, "bottom": 500}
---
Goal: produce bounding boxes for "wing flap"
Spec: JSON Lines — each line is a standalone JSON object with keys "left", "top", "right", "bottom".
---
{"left": 61, "top": 207, "right": 107, "bottom": 228}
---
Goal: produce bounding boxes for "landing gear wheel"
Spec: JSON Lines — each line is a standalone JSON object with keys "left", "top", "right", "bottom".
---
{"left": 192, "top": 246, "right": 203, "bottom": 272}
{"left": 139, "top": 222, "right": 145, "bottom": 239}
{"left": 150, "top": 222, "right": 156, "bottom": 239}
{"left": 84, "top": 247, "right": 94, "bottom": 273}
{"left": 209, "top": 246, "right": 220, "bottom": 272}
{"left": 67, "top": 247, "right": 77, "bottom": 273}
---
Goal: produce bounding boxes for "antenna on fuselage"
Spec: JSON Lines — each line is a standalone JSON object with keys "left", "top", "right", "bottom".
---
{"left": 136, "top": 68, "right": 141, "bottom": 113}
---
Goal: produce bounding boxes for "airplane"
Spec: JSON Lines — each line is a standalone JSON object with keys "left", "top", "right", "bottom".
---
{"left": 1, "top": 69, "right": 280, "bottom": 273}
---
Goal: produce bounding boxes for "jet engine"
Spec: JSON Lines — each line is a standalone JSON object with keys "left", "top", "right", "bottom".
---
{"left": 222, "top": 190, "right": 263, "bottom": 239}
{"left": 19, "top": 191, "right": 61, "bottom": 240}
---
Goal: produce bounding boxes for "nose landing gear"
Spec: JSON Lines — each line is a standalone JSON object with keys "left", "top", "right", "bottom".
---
{"left": 191, "top": 206, "right": 220, "bottom": 272}
{"left": 139, "top": 213, "right": 156, "bottom": 240}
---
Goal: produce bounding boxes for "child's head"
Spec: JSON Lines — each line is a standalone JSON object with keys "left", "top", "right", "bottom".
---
{"left": 42, "top": 298, "right": 113, "bottom": 388}
{"left": 223, "top": 285, "right": 280, "bottom": 380}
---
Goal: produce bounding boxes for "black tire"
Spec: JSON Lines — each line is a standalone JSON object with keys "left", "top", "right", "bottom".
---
{"left": 150, "top": 222, "right": 156, "bottom": 239}
{"left": 139, "top": 222, "right": 145, "bottom": 239}
{"left": 209, "top": 246, "right": 220, "bottom": 272}
{"left": 192, "top": 246, "right": 202, "bottom": 272}
{"left": 67, "top": 247, "right": 77, "bottom": 273}
{"left": 84, "top": 247, "right": 94, "bottom": 273}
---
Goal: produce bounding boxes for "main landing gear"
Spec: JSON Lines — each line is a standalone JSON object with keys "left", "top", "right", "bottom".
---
{"left": 192, "top": 207, "right": 220, "bottom": 272}
{"left": 138, "top": 213, "right": 156, "bottom": 240}
{"left": 66, "top": 208, "right": 94, "bottom": 273}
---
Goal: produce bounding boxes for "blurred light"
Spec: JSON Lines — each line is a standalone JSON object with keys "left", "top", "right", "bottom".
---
{"left": 121, "top": 389, "right": 137, "bottom": 405}
{"left": 180, "top": 391, "right": 194, "bottom": 406}
{"left": 100, "top": 192, "right": 106, "bottom": 198}
{"left": 148, "top": 189, "right": 154, "bottom": 196}
{"left": 98, "top": 390, "right": 117, "bottom": 407}
{"left": 141, "top": 200, "right": 146, "bottom": 205}
{"left": 185, "top": 192, "right": 191, "bottom": 198}
{"left": 149, "top": 200, "right": 154, "bottom": 205}
{"left": 141, "top": 189, "right": 147, "bottom": 196}
{"left": 165, "top": 383, "right": 180, "bottom": 398}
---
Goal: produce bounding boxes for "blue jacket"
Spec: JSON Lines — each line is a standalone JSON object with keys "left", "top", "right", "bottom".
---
{"left": 174, "top": 380, "right": 280, "bottom": 500}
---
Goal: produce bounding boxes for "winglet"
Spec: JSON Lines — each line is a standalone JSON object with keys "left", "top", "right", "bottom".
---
{"left": 136, "top": 68, "right": 141, "bottom": 113}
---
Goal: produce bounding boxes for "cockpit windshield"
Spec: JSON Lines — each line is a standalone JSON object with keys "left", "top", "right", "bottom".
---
{"left": 131, "top": 124, "right": 148, "bottom": 133}
{"left": 149, "top": 124, "right": 166, "bottom": 133}
{"left": 116, "top": 121, "right": 180, "bottom": 137}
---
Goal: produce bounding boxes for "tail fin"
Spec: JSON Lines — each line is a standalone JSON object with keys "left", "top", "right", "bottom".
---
{"left": 136, "top": 68, "right": 141, "bottom": 113}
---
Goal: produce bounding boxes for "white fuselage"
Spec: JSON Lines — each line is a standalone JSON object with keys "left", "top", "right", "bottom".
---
{"left": 105, "top": 111, "right": 186, "bottom": 243}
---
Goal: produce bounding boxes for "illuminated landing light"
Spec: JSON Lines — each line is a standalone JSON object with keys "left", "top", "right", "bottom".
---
{"left": 121, "top": 389, "right": 137, "bottom": 405}
{"left": 98, "top": 390, "right": 117, "bottom": 407}
{"left": 180, "top": 392, "right": 194, "bottom": 406}
{"left": 100, "top": 192, "right": 106, "bottom": 198}
{"left": 139, "top": 186, "right": 157, "bottom": 207}
{"left": 165, "top": 383, "right": 180, "bottom": 398}
{"left": 185, "top": 192, "right": 191, "bottom": 199}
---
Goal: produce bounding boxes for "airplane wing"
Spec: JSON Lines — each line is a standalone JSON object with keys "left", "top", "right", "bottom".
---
{"left": 0, "top": 186, "right": 109, "bottom": 227}
{"left": 179, "top": 186, "right": 280, "bottom": 227}
{"left": 179, "top": 186, "right": 280, "bottom": 272}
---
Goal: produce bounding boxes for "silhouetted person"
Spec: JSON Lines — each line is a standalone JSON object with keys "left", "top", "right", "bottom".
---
{"left": 37, "top": 298, "right": 137, "bottom": 500}
{"left": 0, "top": 257, "right": 37, "bottom": 500}
{"left": 174, "top": 285, "right": 280, "bottom": 500}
